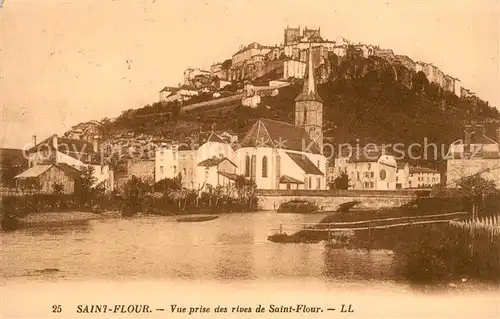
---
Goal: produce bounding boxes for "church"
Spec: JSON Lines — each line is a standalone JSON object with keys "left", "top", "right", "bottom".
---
{"left": 233, "top": 45, "right": 327, "bottom": 190}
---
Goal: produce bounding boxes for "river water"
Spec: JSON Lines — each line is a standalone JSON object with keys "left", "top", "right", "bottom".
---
{"left": 1, "top": 212, "right": 499, "bottom": 318}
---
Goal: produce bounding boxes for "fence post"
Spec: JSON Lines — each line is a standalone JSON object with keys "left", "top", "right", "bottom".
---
{"left": 327, "top": 223, "right": 331, "bottom": 244}
{"left": 368, "top": 221, "right": 372, "bottom": 251}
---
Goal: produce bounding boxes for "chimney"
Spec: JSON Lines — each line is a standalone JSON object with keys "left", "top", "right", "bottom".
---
{"left": 464, "top": 124, "right": 472, "bottom": 145}
{"left": 32, "top": 135, "right": 37, "bottom": 147}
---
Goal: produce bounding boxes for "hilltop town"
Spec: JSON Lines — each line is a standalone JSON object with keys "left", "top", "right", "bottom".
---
{"left": 161, "top": 25, "right": 470, "bottom": 107}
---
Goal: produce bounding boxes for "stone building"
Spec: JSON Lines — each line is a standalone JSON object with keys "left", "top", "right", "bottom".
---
{"left": 446, "top": 124, "right": 500, "bottom": 187}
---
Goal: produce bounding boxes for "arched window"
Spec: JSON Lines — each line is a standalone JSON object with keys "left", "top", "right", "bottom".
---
{"left": 245, "top": 155, "right": 250, "bottom": 177}
{"left": 262, "top": 156, "right": 268, "bottom": 178}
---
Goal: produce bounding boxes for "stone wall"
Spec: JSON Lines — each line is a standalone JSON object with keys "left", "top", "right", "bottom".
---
{"left": 256, "top": 189, "right": 420, "bottom": 211}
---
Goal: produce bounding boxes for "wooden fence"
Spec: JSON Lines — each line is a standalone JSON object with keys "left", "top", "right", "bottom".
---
{"left": 271, "top": 211, "right": 469, "bottom": 235}
{"left": 450, "top": 214, "right": 500, "bottom": 238}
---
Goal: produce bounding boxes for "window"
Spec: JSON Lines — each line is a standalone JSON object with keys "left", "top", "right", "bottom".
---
{"left": 245, "top": 155, "right": 250, "bottom": 177}
{"left": 173, "top": 166, "right": 177, "bottom": 175}
{"left": 160, "top": 166, "right": 164, "bottom": 175}
{"left": 367, "top": 163, "right": 371, "bottom": 170}
{"left": 287, "top": 184, "right": 291, "bottom": 190}
{"left": 262, "top": 156, "right": 268, "bottom": 178}
{"left": 379, "top": 169, "right": 386, "bottom": 181}
{"left": 317, "top": 160, "right": 320, "bottom": 168}
{"left": 316, "top": 178, "right": 321, "bottom": 189}
{"left": 204, "top": 167, "right": 209, "bottom": 180}
{"left": 357, "top": 172, "right": 360, "bottom": 180}
{"left": 370, "top": 172, "right": 374, "bottom": 178}
{"left": 308, "top": 176, "right": 312, "bottom": 189}
{"left": 251, "top": 155, "right": 257, "bottom": 180}
{"left": 303, "top": 109, "right": 307, "bottom": 124}
{"left": 370, "top": 182, "right": 375, "bottom": 188}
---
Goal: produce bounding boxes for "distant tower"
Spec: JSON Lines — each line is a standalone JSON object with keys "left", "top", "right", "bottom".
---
{"left": 284, "top": 26, "right": 301, "bottom": 45}
{"left": 295, "top": 44, "right": 324, "bottom": 153}
{"left": 303, "top": 26, "right": 320, "bottom": 38}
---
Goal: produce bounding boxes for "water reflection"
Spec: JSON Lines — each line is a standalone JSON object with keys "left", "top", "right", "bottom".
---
{"left": 322, "top": 247, "right": 398, "bottom": 281}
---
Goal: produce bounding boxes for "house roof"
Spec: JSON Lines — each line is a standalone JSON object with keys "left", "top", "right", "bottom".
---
{"left": 233, "top": 42, "right": 267, "bottom": 56}
{"left": 217, "top": 171, "right": 253, "bottom": 185}
{"left": 198, "top": 156, "right": 236, "bottom": 168}
{"left": 160, "top": 86, "right": 179, "bottom": 93}
{"left": 15, "top": 165, "right": 53, "bottom": 179}
{"left": 409, "top": 166, "right": 439, "bottom": 174}
{"left": 14, "top": 163, "right": 81, "bottom": 180}
{"left": 239, "top": 118, "right": 322, "bottom": 154}
{"left": 340, "top": 145, "right": 388, "bottom": 163}
{"left": 285, "top": 152, "right": 323, "bottom": 175}
{"left": 179, "top": 84, "right": 197, "bottom": 91}
{"left": 279, "top": 175, "right": 305, "bottom": 184}
{"left": 57, "top": 163, "right": 82, "bottom": 179}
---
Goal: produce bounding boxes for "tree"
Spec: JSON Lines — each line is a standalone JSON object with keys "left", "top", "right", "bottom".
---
{"left": 75, "top": 166, "right": 98, "bottom": 207}
{"left": 123, "top": 176, "right": 151, "bottom": 216}
{"left": 154, "top": 174, "right": 182, "bottom": 196}
{"left": 456, "top": 175, "right": 498, "bottom": 199}
{"left": 331, "top": 172, "right": 350, "bottom": 190}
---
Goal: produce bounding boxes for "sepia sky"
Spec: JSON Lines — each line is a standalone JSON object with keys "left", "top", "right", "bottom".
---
{"left": 0, "top": 0, "right": 499, "bottom": 148}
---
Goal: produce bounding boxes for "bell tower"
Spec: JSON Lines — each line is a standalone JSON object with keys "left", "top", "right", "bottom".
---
{"left": 294, "top": 44, "right": 324, "bottom": 153}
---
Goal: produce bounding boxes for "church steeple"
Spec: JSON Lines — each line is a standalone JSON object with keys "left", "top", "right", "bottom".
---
{"left": 295, "top": 44, "right": 323, "bottom": 103}
{"left": 294, "top": 43, "right": 324, "bottom": 154}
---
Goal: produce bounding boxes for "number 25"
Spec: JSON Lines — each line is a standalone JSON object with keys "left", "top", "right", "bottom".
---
{"left": 52, "top": 305, "right": 62, "bottom": 313}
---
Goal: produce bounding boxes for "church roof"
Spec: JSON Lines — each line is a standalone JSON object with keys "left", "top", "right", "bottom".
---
{"left": 285, "top": 152, "right": 324, "bottom": 175}
{"left": 295, "top": 44, "right": 323, "bottom": 103}
{"left": 239, "top": 118, "right": 321, "bottom": 154}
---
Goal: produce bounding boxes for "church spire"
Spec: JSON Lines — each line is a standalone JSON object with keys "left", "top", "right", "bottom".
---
{"left": 295, "top": 43, "right": 323, "bottom": 102}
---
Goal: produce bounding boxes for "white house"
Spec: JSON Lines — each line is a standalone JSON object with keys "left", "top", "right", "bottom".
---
{"left": 408, "top": 166, "right": 441, "bottom": 189}
{"left": 396, "top": 162, "right": 410, "bottom": 189}
{"left": 155, "top": 144, "right": 178, "bottom": 182}
{"left": 159, "top": 84, "right": 199, "bottom": 103}
{"left": 446, "top": 124, "right": 500, "bottom": 187}
{"left": 334, "top": 146, "right": 398, "bottom": 190}
{"left": 283, "top": 59, "right": 306, "bottom": 79}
